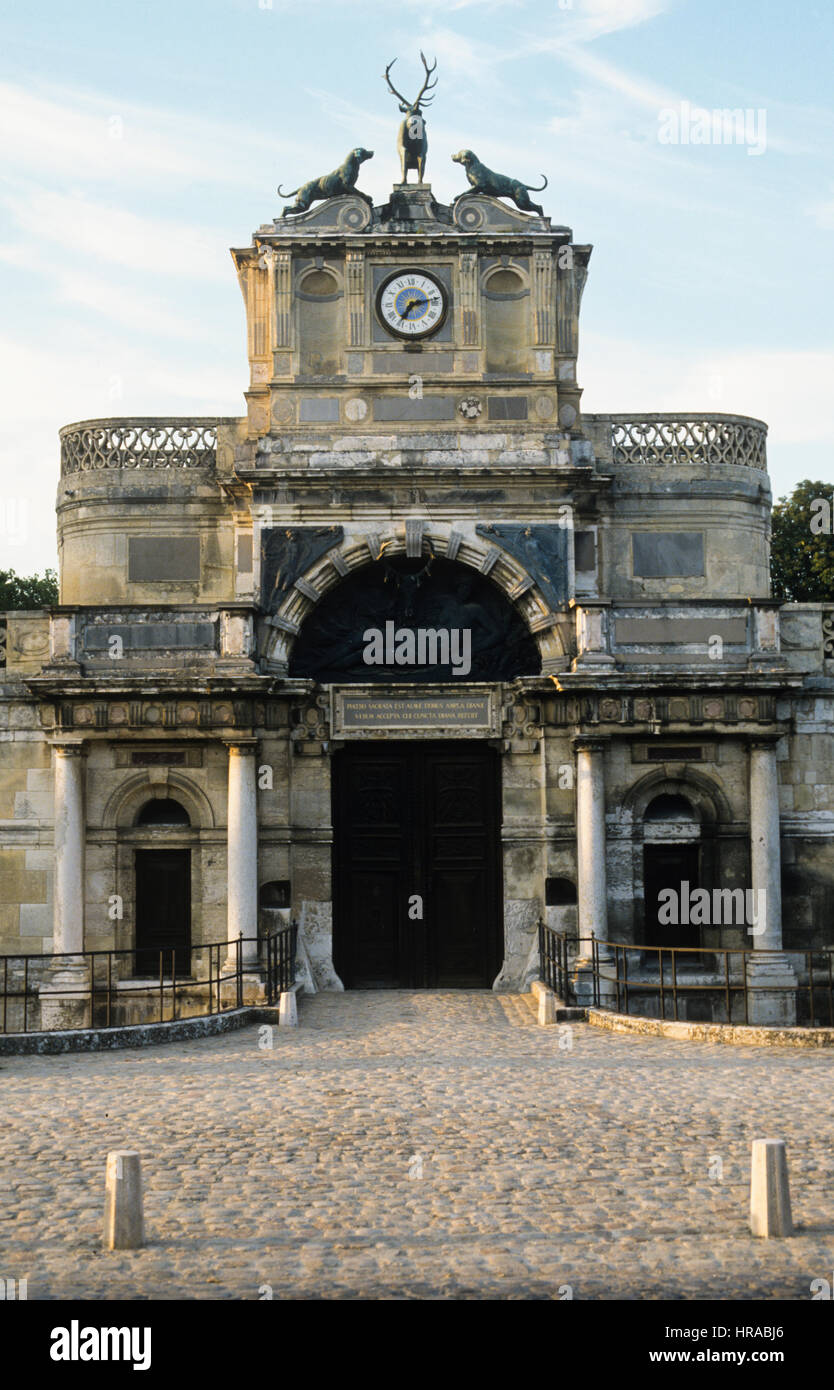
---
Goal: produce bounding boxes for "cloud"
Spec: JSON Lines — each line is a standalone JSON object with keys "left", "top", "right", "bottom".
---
{"left": 0, "top": 80, "right": 303, "bottom": 189}
{"left": 4, "top": 189, "right": 225, "bottom": 281}
{"left": 555, "top": 44, "right": 678, "bottom": 111}
{"left": 807, "top": 195, "right": 834, "bottom": 230}
{"left": 582, "top": 332, "right": 834, "bottom": 445}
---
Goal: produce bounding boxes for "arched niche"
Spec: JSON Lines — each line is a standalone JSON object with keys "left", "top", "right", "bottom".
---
{"left": 102, "top": 773, "right": 216, "bottom": 831}
{"left": 619, "top": 770, "right": 732, "bottom": 949}
{"left": 135, "top": 797, "right": 191, "bottom": 827}
{"left": 288, "top": 554, "right": 542, "bottom": 682}
{"left": 298, "top": 267, "right": 344, "bottom": 375}
{"left": 483, "top": 267, "right": 529, "bottom": 374}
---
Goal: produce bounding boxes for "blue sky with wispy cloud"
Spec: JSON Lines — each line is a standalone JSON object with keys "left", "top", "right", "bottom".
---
{"left": 1, "top": 0, "right": 832, "bottom": 570}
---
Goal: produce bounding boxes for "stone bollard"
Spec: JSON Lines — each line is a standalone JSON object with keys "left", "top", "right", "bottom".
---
{"left": 537, "top": 991, "right": 556, "bottom": 1026}
{"left": 530, "top": 980, "right": 556, "bottom": 1025}
{"left": 104, "top": 1151, "right": 144, "bottom": 1250}
{"left": 750, "top": 1139, "right": 794, "bottom": 1238}
{"left": 279, "top": 990, "right": 298, "bottom": 1027}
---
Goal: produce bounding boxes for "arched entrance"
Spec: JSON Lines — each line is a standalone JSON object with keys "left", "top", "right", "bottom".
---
{"left": 285, "top": 551, "right": 541, "bottom": 989}
{"left": 288, "top": 554, "right": 541, "bottom": 682}
{"left": 134, "top": 797, "right": 192, "bottom": 975}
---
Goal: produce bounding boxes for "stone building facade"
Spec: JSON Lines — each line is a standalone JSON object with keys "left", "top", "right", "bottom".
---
{"left": 1, "top": 179, "right": 832, "bottom": 1017}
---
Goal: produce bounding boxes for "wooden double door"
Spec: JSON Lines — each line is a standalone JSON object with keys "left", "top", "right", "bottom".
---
{"left": 333, "top": 742, "right": 502, "bottom": 989}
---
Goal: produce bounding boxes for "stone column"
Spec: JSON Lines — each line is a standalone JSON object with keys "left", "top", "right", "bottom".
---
{"left": 746, "top": 739, "right": 796, "bottom": 1025}
{"left": 40, "top": 739, "right": 88, "bottom": 1026}
{"left": 224, "top": 739, "right": 260, "bottom": 973}
{"left": 572, "top": 738, "right": 613, "bottom": 1004}
{"left": 575, "top": 738, "right": 608, "bottom": 947}
{"left": 750, "top": 741, "right": 782, "bottom": 951}
{"left": 52, "top": 739, "right": 86, "bottom": 960}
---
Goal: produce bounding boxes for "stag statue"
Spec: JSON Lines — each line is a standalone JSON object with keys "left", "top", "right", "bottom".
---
{"left": 383, "top": 51, "right": 438, "bottom": 184}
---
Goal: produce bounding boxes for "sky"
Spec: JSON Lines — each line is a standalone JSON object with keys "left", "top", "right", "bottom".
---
{"left": 1, "top": 0, "right": 832, "bottom": 573}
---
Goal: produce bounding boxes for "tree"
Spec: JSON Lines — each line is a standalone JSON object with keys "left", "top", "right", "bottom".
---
{"left": 0, "top": 568, "right": 59, "bottom": 610}
{"left": 770, "top": 481, "right": 834, "bottom": 601}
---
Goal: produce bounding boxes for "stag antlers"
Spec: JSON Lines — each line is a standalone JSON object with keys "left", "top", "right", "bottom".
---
{"left": 383, "top": 51, "right": 438, "bottom": 111}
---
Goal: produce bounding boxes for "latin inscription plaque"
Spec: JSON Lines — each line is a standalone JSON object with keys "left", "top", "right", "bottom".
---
{"left": 332, "top": 687, "right": 500, "bottom": 739}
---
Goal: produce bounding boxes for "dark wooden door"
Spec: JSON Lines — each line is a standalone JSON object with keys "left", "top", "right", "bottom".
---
{"left": 135, "top": 849, "right": 191, "bottom": 975}
{"left": 643, "top": 843, "right": 700, "bottom": 948}
{"left": 333, "top": 742, "right": 501, "bottom": 988}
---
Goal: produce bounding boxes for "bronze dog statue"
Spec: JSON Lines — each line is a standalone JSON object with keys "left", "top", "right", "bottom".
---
{"left": 278, "top": 148, "right": 374, "bottom": 217}
{"left": 451, "top": 150, "right": 547, "bottom": 216}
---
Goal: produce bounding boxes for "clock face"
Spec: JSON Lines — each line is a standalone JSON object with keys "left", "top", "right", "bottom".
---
{"left": 377, "top": 269, "right": 448, "bottom": 339}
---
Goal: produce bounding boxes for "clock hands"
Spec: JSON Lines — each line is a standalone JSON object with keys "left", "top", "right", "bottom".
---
{"left": 398, "top": 294, "right": 439, "bottom": 320}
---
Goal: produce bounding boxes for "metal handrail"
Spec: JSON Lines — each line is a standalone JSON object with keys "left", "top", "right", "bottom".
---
{"left": 0, "top": 923, "right": 298, "bottom": 1035}
{"left": 537, "top": 922, "right": 834, "bottom": 1027}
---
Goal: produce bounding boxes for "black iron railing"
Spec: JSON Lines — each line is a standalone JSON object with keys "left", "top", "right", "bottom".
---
{"left": 265, "top": 921, "right": 299, "bottom": 1004}
{"left": 0, "top": 922, "right": 298, "bottom": 1035}
{"left": 537, "top": 919, "right": 572, "bottom": 999}
{"left": 537, "top": 921, "right": 834, "bottom": 1027}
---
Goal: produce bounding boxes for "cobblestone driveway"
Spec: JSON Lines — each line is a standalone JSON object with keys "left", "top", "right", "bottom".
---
{"left": 2, "top": 991, "right": 833, "bottom": 1299}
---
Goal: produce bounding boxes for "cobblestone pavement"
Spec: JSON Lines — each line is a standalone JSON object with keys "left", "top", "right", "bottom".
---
{"left": 2, "top": 991, "right": 834, "bottom": 1300}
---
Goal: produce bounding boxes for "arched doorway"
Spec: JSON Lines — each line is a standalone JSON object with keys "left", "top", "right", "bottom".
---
{"left": 643, "top": 793, "right": 701, "bottom": 948}
{"left": 134, "top": 797, "right": 191, "bottom": 975}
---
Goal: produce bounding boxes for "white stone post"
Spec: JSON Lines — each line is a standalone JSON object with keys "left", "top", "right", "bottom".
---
{"left": 750, "top": 1139, "right": 793, "bottom": 1238}
{"left": 224, "top": 739, "right": 260, "bottom": 973}
{"left": 572, "top": 738, "right": 613, "bottom": 1005}
{"left": 52, "top": 739, "right": 86, "bottom": 961}
{"left": 104, "top": 1150, "right": 145, "bottom": 1250}
{"left": 746, "top": 740, "right": 796, "bottom": 1025}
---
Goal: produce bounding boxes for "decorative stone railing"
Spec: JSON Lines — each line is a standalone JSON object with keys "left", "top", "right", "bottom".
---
{"left": 60, "top": 419, "right": 230, "bottom": 474}
{"left": 606, "top": 414, "right": 767, "bottom": 470}
{"left": 60, "top": 412, "right": 768, "bottom": 474}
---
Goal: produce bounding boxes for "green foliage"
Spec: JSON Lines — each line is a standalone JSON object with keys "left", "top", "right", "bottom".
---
{"left": 0, "top": 568, "right": 59, "bottom": 610}
{"left": 770, "top": 481, "right": 834, "bottom": 601}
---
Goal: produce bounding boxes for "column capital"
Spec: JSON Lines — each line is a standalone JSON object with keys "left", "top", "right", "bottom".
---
{"left": 573, "top": 736, "right": 608, "bottom": 753}
{"left": 51, "top": 738, "right": 87, "bottom": 756}
{"left": 224, "top": 738, "right": 259, "bottom": 756}
{"left": 748, "top": 735, "right": 780, "bottom": 751}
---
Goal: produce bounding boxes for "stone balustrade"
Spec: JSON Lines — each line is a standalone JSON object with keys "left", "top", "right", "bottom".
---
{"left": 58, "top": 412, "right": 769, "bottom": 474}
{"left": 601, "top": 413, "right": 768, "bottom": 470}
{"left": 59, "top": 419, "right": 231, "bottom": 474}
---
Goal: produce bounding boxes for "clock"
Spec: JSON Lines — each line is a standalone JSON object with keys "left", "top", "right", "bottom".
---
{"left": 376, "top": 269, "right": 448, "bottom": 339}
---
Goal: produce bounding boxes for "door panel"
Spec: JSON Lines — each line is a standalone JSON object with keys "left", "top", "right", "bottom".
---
{"left": 333, "top": 742, "right": 501, "bottom": 988}
{"left": 643, "top": 843, "right": 700, "bottom": 949}
{"left": 135, "top": 848, "right": 191, "bottom": 975}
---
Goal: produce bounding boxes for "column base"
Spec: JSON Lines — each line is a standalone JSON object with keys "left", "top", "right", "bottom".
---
{"left": 39, "top": 966, "right": 91, "bottom": 1030}
{"left": 570, "top": 940, "right": 617, "bottom": 1008}
{"left": 745, "top": 953, "right": 797, "bottom": 1027}
{"left": 218, "top": 969, "right": 267, "bottom": 1005}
